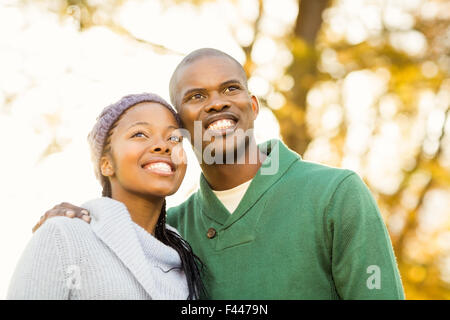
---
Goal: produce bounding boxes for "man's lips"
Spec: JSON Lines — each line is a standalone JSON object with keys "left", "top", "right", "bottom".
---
{"left": 204, "top": 113, "right": 238, "bottom": 131}
{"left": 141, "top": 158, "right": 175, "bottom": 176}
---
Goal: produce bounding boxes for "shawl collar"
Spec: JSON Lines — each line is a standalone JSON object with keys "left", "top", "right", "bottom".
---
{"left": 81, "top": 197, "right": 186, "bottom": 300}
{"left": 196, "top": 139, "right": 300, "bottom": 250}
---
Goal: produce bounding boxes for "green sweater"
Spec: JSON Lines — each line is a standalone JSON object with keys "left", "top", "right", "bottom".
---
{"left": 167, "top": 139, "right": 405, "bottom": 299}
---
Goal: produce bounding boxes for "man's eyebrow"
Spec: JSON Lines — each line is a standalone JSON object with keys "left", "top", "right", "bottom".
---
{"left": 182, "top": 79, "right": 244, "bottom": 98}
{"left": 219, "top": 79, "right": 244, "bottom": 88}
{"left": 182, "top": 87, "right": 205, "bottom": 99}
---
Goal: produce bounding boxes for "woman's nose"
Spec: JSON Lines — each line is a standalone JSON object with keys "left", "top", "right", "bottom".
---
{"left": 150, "top": 138, "right": 171, "bottom": 154}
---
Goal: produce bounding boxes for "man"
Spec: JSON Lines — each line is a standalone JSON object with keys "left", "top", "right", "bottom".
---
{"left": 33, "top": 48, "right": 405, "bottom": 299}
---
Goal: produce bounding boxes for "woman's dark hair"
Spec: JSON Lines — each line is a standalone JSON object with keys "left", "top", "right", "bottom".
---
{"left": 100, "top": 104, "right": 206, "bottom": 300}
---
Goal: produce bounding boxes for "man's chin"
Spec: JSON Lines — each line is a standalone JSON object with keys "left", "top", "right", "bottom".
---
{"left": 202, "top": 135, "right": 249, "bottom": 165}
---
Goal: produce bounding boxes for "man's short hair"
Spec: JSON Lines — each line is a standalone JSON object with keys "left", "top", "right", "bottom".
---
{"left": 169, "top": 48, "right": 248, "bottom": 109}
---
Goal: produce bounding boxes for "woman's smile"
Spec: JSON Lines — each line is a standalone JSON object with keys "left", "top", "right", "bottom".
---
{"left": 141, "top": 158, "right": 176, "bottom": 176}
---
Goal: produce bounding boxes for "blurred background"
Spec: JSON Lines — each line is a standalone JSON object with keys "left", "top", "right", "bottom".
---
{"left": 0, "top": 0, "right": 449, "bottom": 300}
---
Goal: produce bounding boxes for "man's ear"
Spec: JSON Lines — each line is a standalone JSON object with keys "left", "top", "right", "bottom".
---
{"left": 250, "top": 95, "right": 260, "bottom": 119}
{"left": 100, "top": 155, "right": 114, "bottom": 177}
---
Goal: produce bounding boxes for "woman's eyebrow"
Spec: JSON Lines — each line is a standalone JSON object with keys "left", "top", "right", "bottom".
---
{"left": 127, "top": 121, "right": 151, "bottom": 130}
{"left": 127, "top": 122, "right": 179, "bottom": 131}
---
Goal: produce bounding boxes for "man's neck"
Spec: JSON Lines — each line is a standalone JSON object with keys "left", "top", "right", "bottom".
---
{"left": 200, "top": 145, "right": 266, "bottom": 191}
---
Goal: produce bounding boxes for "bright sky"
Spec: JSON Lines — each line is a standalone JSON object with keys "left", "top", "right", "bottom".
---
{"left": 0, "top": 0, "right": 283, "bottom": 299}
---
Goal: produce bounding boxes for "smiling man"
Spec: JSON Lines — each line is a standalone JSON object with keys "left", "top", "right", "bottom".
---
{"left": 32, "top": 48, "right": 405, "bottom": 300}
{"left": 169, "top": 49, "right": 265, "bottom": 191}
{"left": 164, "top": 48, "right": 405, "bottom": 299}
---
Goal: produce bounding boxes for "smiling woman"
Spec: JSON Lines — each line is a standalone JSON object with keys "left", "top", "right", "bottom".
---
{"left": 7, "top": 93, "right": 205, "bottom": 300}
{"left": 97, "top": 100, "right": 186, "bottom": 200}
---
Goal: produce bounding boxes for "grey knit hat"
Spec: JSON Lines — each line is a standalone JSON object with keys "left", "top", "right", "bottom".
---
{"left": 87, "top": 93, "right": 180, "bottom": 182}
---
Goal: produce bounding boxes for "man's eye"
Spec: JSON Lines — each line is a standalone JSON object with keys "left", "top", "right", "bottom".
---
{"left": 169, "top": 135, "right": 182, "bottom": 143}
{"left": 224, "top": 85, "right": 240, "bottom": 93}
{"left": 190, "top": 93, "right": 204, "bottom": 100}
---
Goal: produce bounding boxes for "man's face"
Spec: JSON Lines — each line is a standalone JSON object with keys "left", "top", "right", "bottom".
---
{"left": 173, "top": 56, "right": 259, "bottom": 162}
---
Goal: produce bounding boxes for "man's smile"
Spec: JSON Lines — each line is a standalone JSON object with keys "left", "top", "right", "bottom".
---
{"left": 204, "top": 112, "right": 238, "bottom": 134}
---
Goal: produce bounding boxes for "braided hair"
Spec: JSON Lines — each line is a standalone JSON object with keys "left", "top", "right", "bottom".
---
{"left": 100, "top": 104, "right": 206, "bottom": 300}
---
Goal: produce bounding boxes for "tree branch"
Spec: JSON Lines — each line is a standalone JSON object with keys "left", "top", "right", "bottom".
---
{"left": 294, "top": 0, "right": 330, "bottom": 44}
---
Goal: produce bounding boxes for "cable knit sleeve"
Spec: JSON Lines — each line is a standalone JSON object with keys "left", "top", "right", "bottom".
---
{"left": 7, "top": 218, "right": 71, "bottom": 299}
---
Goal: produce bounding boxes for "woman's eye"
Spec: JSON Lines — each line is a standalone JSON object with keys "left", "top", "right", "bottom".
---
{"left": 169, "top": 135, "right": 182, "bottom": 143}
{"left": 131, "top": 132, "right": 147, "bottom": 138}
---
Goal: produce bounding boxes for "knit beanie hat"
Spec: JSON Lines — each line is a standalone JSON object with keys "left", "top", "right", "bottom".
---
{"left": 87, "top": 93, "right": 180, "bottom": 182}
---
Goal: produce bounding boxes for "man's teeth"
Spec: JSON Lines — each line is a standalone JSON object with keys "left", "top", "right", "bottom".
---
{"left": 145, "top": 162, "right": 172, "bottom": 172}
{"left": 207, "top": 119, "right": 236, "bottom": 130}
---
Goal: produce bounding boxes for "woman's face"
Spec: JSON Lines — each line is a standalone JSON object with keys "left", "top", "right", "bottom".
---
{"left": 101, "top": 102, "right": 187, "bottom": 198}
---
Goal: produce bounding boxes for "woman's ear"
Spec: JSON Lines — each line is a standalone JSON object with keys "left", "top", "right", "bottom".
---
{"left": 100, "top": 155, "right": 114, "bottom": 177}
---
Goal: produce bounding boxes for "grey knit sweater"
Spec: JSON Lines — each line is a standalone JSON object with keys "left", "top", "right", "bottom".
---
{"left": 7, "top": 197, "right": 189, "bottom": 300}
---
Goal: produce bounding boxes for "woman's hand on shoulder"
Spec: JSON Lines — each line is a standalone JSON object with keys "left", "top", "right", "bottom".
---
{"left": 32, "top": 202, "right": 91, "bottom": 233}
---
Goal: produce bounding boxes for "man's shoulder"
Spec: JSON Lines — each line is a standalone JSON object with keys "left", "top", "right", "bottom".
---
{"left": 287, "top": 160, "right": 377, "bottom": 213}
{"left": 286, "top": 157, "right": 356, "bottom": 187}
{"left": 267, "top": 139, "right": 352, "bottom": 178}
{"left": 167, "top": 191, "right": 198, "bottom": 213}
{"left": 166, "top": 192, "right": 198, "bottom": 227}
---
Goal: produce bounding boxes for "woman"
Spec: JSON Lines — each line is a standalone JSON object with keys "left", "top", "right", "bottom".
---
{"left": 7, "top": 93, "right": 205, "bottom": 300}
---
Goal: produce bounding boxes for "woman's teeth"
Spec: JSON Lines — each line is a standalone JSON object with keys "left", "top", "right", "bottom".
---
{"left": 207, "top": 119, "right": 236, "bottom": 131}
{"left": 144, "top": 162, "right": 172, "bottom": 173}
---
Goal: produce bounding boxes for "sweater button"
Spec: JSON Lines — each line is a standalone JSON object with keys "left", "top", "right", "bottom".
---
{"left": 207, "top": 228, "right": 216, "bottom": 239}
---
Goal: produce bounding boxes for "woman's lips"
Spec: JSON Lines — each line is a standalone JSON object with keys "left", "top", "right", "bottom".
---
{"left": 142, "top": 161, "right": 174, "bottom": 176}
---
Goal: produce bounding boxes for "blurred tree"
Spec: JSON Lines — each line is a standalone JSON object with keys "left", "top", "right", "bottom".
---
{"left": 252, "top": 0, "right": 450, "bottom": 300}
{"left": 275, "top": 0, "right": 330, "bottom": 157}
{"left": 28, "top": 0, "right": 450, "bottom": 299}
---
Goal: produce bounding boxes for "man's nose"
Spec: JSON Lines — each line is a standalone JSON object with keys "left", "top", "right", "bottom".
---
{"left": 204, "top": 95, "right": 230, "bottom": 113}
